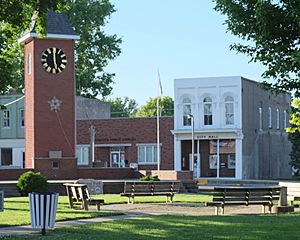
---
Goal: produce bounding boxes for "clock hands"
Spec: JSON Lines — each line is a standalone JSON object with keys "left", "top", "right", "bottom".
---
{"left": 53, "top": 48, "right": 57, "bottom": 70}
{"left": 41, "top": 47, "right": 67, "bottom": 74}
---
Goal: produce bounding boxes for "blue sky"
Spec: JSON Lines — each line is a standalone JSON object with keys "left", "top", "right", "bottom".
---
{"left": 105, "top": 1, "right": 266, "bottom": 105}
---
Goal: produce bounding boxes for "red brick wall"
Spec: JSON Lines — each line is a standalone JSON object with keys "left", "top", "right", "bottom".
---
{"left": 34, "top": 158, "right": 77, "bottom": 180}
{"left": 24, "top": 40, "right": 35, "bottom": 168}
{"left": 24, "top": 38, "right": 77, "bottom": 177}
{"left": 77, "top": 117, "right": 174, "bottom": 170}
{"left": 77, "top": 168, "right": 141, "bottom": 179}
{"left": 31, "top": 39, "right": 76, "bottom": 158}
{"left": 0, "top": 169, "right": 32, "bottom": 181}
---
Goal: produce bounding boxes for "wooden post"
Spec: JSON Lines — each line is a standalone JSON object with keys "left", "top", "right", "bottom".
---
{"left": 280, "top": 186, "right": 288, "bottom": 206}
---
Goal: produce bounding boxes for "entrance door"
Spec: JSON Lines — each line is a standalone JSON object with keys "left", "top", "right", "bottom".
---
{"left": 110, "top": 151, "right": 125, "bottom": 168}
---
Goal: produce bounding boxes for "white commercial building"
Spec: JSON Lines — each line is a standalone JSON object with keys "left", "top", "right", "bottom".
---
{"left": 173, "top": 76, "right": 291, "bottom": 179}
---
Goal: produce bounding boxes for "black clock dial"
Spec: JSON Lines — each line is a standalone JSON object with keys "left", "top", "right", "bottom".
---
{"left": 41, "top": 47, "right": 67, "bottom": 74}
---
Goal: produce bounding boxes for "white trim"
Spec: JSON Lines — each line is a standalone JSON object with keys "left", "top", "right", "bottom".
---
{"left": 95, "top": 143, "right": 132, "bottom": 147}
{"left": 18, "top": 32, "right": 80, "bottom": 43}
{"left": 172, "top": 128, "right": 241, "bottom": 134}
{"left": 136, "top": 143, "right": 162, "bottom": 146}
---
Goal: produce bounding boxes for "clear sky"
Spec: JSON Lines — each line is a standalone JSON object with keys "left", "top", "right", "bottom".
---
{"left": 104, "top": 0, "right": 266, "bottom": 105}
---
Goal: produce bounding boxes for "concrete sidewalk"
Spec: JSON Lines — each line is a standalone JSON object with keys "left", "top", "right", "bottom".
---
{"left": 0, "top": 213, "right": 144, "bottom": 237}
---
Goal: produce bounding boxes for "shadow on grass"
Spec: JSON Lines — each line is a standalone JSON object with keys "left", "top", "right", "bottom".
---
{"left": 3, "top": 214, "right": 300, "bottom": 240}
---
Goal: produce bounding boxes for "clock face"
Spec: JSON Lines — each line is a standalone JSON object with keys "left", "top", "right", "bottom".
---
{"left": 41, "top": 47, "right": 67, "bottom": 74}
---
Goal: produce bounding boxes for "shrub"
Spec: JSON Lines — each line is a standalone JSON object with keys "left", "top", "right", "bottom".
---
{"left": 17, "top": 171, "right": 48, "bottom": 196}
{"left": 139, "top": 175, "right": 160, "bottom": 181}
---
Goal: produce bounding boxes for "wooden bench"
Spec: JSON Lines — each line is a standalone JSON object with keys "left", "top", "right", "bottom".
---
{"left": 121, "top": 181, "right": 180, "bottom": 204}
{"left": 0, "top": 191, "right": 3, "bottom": 212}
{"left": 199, "top": 185, "right": 282, "bottom": 215}
{"left": 64, "top": 183, "right": 104, "bottom": 211}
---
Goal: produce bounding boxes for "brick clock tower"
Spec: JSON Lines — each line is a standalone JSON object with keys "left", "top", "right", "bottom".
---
{"left": 19, "top": 11, "right": 80, "bottom": 179}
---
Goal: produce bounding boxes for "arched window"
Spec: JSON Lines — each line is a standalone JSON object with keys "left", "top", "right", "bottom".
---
{"left": 268, "top": 107, "right": 272, "bottom": 129}
{"left": 225, "top": 96, "right": 234, "bottom": 125}
{"left": 182, "top": 97, "right": 192, "bottom": 126}
{"left": 276, "top": 109, "right": 280, "bottom": 130}
{"left": 203, "top": 97, "right": 212, "bottom": 125}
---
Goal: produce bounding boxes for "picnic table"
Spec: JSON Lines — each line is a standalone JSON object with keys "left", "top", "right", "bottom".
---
{"left": 64, "top": 183, "right": 104, "bottom": 211}
{"left": 198, "top": 185, "right": 287, "bottom": 215}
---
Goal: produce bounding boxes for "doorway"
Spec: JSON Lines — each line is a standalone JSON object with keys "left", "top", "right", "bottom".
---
{"left": 110, "top": 150, "right": 125, "bottom": 168}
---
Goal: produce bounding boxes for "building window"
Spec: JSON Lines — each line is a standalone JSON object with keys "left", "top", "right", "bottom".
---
{"left": 2, "top": 110, "right": 10, "bottom": 128}
{"left": 203, "top": 97, "right": 212, "bottom": 125}
{"left": 259, "top": 107, "right": 263, "bottom": 131}
{"left": 182, "top": 97, "right": 192, "bottom": 126}
{"left": 276, "top": 109, "right": 280, "bottom": 130}
{"left": 76, "top": 146, "right": 89, "bottom": 165}
{"left": 1, "top": 148, "right": 12, "bottom": 166}
{"left": 225, "top": 96, "right": 234, "bottom": 125}
{"left": 20, "top": 109, "right": 25, "bottom": 127}
{"left": 268, "top": 107, "right": 272, "bottom": 129}
{"left": 28, "top": 53, "right": 32, "bottom": 75}
{"left": 284, "top": 110, "right": 287, "bottom": 129}
{"left": 137, "top": 144, "right": 158, "bottom": 164}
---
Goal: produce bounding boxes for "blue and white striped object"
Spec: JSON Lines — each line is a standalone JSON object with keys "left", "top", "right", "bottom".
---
{"left": 29, "top": 193, "right": 59, "bottom": 229}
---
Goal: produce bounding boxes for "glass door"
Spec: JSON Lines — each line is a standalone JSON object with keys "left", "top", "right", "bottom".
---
{"left": 110, "top": 150, "right": 125, "bottom": 168}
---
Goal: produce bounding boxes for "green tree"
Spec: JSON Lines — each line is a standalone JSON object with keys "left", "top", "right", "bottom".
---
{"left": 286, "top": 100, "right": 300, "bottom": 175}
{"left": 214, "top": 0, "right": 300, "bottom": 95}
{"left": 108, "top": 97, "right": 138, "bottom": 118}
{"left": 136, "top": 96, "right": 174, "bottom": 117}
{"left": 0, "top": 0, "right": 121, "bottom": 98}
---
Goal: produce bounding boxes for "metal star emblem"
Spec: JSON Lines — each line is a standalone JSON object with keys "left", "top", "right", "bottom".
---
{"left": 48, "top": 96, "right": 63, "bottom": 112}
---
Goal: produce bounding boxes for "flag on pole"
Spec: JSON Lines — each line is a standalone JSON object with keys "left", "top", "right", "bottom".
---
{"left": 158, "top": 70, "right": 163, "bottom": 98}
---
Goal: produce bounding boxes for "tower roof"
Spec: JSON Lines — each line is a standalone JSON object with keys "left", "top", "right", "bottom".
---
{"left": 18, "top": 11, "right": 80, "bottom": 43}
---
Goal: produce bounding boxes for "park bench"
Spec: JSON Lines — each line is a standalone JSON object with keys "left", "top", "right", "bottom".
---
{"left": 199, "top": 185, "right": 282, "bottom": 215}
{"left": 0, "top": 191, "right": 3, "bottom": 212}
{"left": 64, "top": 183, "right": 104, "bottom": 211}
{"left": 121, "top": 181, "right": 180, "bottom": 204}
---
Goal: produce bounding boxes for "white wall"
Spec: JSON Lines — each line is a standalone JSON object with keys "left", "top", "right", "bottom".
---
{"left": 174, "top": 76, "right": 242, "bottom": 131}
{"left": 0, "top": 139, "right": 25, "bottom": 168}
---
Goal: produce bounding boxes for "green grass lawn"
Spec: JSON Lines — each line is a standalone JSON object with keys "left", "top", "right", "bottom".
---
{"left": 2, "top": 214, "right": 300, "bottom": 240}
{"left": 0, "top": 194, "right": 210, "bottom": 227}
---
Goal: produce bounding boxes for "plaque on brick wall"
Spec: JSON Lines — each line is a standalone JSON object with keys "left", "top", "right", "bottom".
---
{"left": 49, "top": 151, "right": 62, "bottom": 159}
{"left": 0, "top": 191, "right": 4, "bottom": 212}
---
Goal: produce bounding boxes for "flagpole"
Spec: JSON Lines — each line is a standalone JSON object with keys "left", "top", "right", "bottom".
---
{"left": 157, "top": 70, "right": 163, "bottom": 172}
{"left": 157, "top": 96, "right": 160, "bottom": 172}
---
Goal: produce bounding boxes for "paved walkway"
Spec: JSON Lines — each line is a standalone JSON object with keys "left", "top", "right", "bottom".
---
{"left": 0, "top": 203, "right": 298, "bottom": 237}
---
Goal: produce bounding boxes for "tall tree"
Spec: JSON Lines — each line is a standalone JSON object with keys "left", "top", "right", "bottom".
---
{"left": 287, "top": 100, "right": 300, "bottom": 175}
{"left": 215, "top": 0, "right": 300, "bottom": 95}
{"left": 0, "top": 0, "right": 121, "bottom": 98}
{"left": 136, "top": 96, "right": 174, "bottom": 117}
{"left": 108, "top": 97, "right": 138, "bottom": 118}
